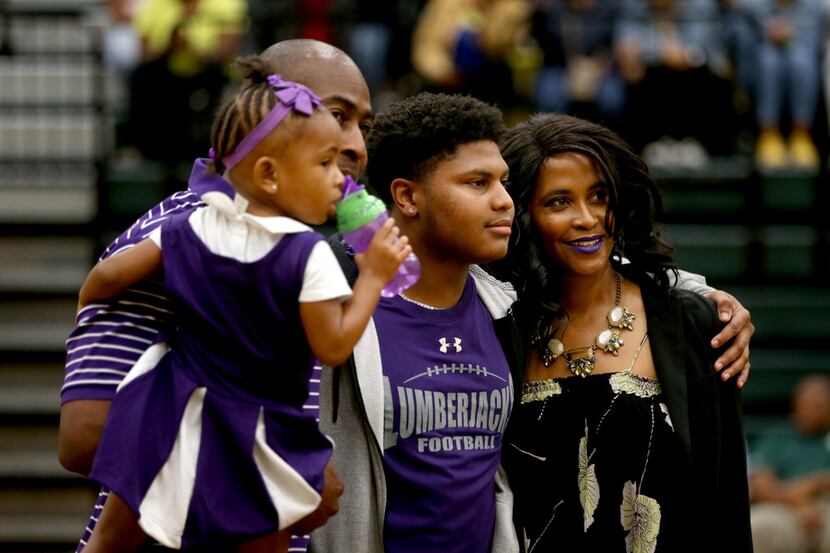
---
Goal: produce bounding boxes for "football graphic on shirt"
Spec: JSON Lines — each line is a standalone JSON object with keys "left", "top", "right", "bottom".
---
{"left": 403, "top": 362, "right": 509, "bottom": 385}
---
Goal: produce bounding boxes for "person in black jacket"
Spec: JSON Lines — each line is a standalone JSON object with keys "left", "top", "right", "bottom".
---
{"left": 498, "top": 112, "right": 753, "bottom": 553}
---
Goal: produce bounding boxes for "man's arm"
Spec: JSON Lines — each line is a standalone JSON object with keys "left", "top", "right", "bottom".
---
{"left": 63, "top": 238, "right": 163, "bottom": 474}
{"left": 751, "top": 468, "right": 830, "bottom": 506}
{"left": 675, "top": 269, "right": 754, "bottom": 388}
{"left": 58, "top": 399, "right": 111, "bottom": 476}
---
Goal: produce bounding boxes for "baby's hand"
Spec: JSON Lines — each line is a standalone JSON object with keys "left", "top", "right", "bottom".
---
{"left": 356, "top": 218, "right": 411, "bottom": 286}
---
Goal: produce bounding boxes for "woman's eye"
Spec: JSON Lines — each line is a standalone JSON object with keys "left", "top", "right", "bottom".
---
{"left": 592, "top": 189, "right": 609, "bottom": 203}
{"left": 547, "top": 197, "right": 568, "bottom": 207}
{"left": 331, "top": 111, "right": 345, "bottom": 125}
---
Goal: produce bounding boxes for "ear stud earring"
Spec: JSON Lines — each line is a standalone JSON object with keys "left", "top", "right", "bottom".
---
{"left": 407, "top": 207, "right": 416, "bottom": 216}
{"left": 270, "top": 183, "right": 278, "bottom": 192}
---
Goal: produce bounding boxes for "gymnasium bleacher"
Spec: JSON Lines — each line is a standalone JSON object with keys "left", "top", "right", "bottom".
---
{"left": 658, "top": 159, "right": 830, "bottom": 431}
{"left": 0, "top": 1, "right": 103, "bottom": 550}
{"left": 0, "top": 0, "right": 828, "bottom": 551}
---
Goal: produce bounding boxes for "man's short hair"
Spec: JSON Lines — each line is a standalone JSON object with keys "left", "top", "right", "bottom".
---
{"left": 366, "top": 93, "right": 505, "bottom": 204}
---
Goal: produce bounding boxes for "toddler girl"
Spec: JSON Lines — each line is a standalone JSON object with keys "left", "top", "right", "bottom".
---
{"left": 77, "top": 57, "right": 410, "bottom": 553}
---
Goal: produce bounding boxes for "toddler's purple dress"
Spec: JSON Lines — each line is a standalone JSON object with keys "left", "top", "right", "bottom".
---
{"left": 90, "top": 209, "right": 334, "bottom": 549}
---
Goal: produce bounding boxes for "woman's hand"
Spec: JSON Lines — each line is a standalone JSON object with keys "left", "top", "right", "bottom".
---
{"left": 706, "top": 289, "right": 755, "bottom": 388}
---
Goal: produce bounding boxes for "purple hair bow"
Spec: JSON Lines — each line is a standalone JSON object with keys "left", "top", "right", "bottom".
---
{"left": 267, "top": 74, "right": 321, "bottom": 115}
{"left": 220, "top": 74, "right": 323, "bottom": 172}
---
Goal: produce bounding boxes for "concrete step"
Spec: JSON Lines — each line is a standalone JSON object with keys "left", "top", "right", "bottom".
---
{"left": 759, "top": 225, "right": 819, "bottom": 280}
{"left": 0, "top": 487, "right": 96, "bottom": 545}
{"left": 742, "top": 348, "right": 830, "bottom": 407}
{"left": 0, "top": 184, "right": 96, "bottom": 224}
{"left": 760, "top": 171, "right": 817, "bottom": 211}
{"left": 0, "top": 113, "right": 100, "bottom": 160}
{"left": 0, "top": 425, "right": 67, "bottom": 479}
{"left": 0, "top": 237, "right": 93, "bottom": 294}
{"left": 0, "top": 362, "right": 64, "bottom": 416}
{"left": 658, "top": 157, "right": 752, "bottom": 217}
{"left": 665, "top": 224, "right": 752, "bottom": 281}
{"left": 4, "top": 12, "right": 101, "bottom": 56}
{"left": 0, "top": 298, "right": 75, "bottom": 353}
{"left": 0, "top": 59, "right": 99, "bottom": 105}
{"left": 729, "top": 286, "right": 830, "bottom": 344}
{"left": 0, "top": 161, "right": 97, "bottom": 188}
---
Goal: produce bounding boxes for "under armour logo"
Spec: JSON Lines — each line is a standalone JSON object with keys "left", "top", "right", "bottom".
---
{"left": 439, "top": 337, "right": 462, "bottom": 353}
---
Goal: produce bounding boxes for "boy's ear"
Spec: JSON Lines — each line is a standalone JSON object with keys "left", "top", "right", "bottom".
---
{"left": 390, "top": 178, "right": 420, "bottom": 215}
{"left": 252, "top": 156, "right": 281, "bottom": 191}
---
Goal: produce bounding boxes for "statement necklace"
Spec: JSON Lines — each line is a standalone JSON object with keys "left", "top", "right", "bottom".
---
{"left": 533, "top": 273, "right": 636, "bottom": 377}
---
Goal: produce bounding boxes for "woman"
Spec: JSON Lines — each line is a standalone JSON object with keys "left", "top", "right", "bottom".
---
{"left": 498, "top": 113, "right": 752, "bottom": 553}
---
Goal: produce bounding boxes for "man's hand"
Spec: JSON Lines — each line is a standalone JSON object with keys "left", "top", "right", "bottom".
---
{"left": 290, "top": 463, "right": 344, "bottom": 536}
{"left": 706, "top": 289, "right": 755, "bottom": 388}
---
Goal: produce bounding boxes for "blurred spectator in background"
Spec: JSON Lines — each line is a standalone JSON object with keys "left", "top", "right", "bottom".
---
{"left": 104, "top": 0, "right": 143, "bottom": 83}
{"left": 615, "top": 0, "right": 736, "bottom": 166}
{"left": 244, "top": 1, "right": 360, "bottom": 77}
{"left": 826, "top": 0, "right": 830, "bottom": 153}
{"left": 126, "top": 0, "right": 246, "bottom": 162}
{"left": 747, "top": 0, "right": 824, "bottom": 170}
{"left": 529, "top": 0, "right": 626, "bottom": 126}
{"left": 722, "top": 0, "right": 759, "bottom": 104}
{"left": 348, "top": 0, "right": 396, "bottom": 97}
{"left": 750, "top": 374, "right": 830, "bottom": 553}
{"left": 243, "top": 0, "right": 420, "bottom": 111}
{"left": 347, "top": 0, "right": 426, "bottom": 111}
{"left": 411, "top": 0, "right": 531, "bottom": 108}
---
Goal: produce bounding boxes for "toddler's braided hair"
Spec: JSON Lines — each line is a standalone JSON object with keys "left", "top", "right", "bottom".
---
{"left": 209, "top": 56, "right": 280, "bottom": 174}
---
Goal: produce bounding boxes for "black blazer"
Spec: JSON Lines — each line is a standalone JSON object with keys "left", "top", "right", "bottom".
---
{"left": 509, "top": 269, "right": 754, "bottom": 553}
{"left": 636, "top": 270, "right": 753, "bottom": 553}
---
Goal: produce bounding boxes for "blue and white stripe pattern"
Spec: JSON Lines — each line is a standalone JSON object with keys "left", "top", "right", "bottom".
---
{"left": 62, "top": 188, "right": 204, "bottom": 403}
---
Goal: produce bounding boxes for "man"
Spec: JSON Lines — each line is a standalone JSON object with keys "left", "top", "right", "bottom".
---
{"left": 61, "top": 39, "right": 753, "bottom": 552}
{"left": 750, "top": 375, "right": 830, "bottom": 553}
{"left": 59, "top": 39, "right": 371, "bottom": 551}
{"left": 60, "top": 40, "right": 372, "bottom": 472}
{"left": 309, "top": 91, "right": 754, "bottom": 553}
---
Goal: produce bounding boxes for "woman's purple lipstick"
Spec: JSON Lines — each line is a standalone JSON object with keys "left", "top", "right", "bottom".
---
{"left": 568, "top": 235, "right": 604, "bottom": 254}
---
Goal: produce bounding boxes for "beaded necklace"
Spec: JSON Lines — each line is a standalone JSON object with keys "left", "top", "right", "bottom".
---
{"left": 531, "top": 273, "right": 636, "bottom": 377}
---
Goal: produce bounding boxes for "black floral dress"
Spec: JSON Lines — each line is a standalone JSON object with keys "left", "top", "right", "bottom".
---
{"left": 505, "top": 367, "right": 686, "bottom": 553}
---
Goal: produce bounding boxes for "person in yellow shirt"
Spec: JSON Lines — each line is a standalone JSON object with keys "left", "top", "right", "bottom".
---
{"left": 127, "top": 0, "right": 247, "bottom": 161}
{"left": 411, "top": 0, "right": 530, "bottom": 107}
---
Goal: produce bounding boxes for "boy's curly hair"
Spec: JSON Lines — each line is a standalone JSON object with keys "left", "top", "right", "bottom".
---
{"left": 366, "top": 93, "right": 505, "bottom": 204}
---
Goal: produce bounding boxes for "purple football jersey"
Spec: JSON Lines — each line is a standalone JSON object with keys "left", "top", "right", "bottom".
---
{"left": 375, "top": 276, "right": 514, "bottom": 553}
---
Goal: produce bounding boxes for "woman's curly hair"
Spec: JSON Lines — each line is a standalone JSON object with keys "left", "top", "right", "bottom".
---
{"left": 495, "top": 113, "right": 676, "bottom": 336}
